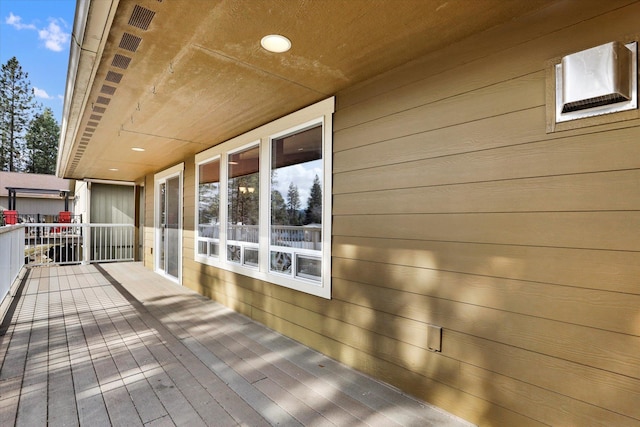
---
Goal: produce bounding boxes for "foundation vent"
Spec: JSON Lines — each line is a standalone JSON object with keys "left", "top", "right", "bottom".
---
{"left": 556, "top": 41, "right": 637, "bottom": 122}
{"left": 129, "top": 5, "right": 155, "bottom": 30}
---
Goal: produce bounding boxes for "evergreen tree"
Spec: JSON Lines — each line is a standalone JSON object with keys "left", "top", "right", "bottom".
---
{"left": 286, "top": 182, "right": 302, "bottom": 225}
{"left": 0, "top": 57, "right": 38, "bottom": 171}
{"left": 26, "top": 107, "right": 59, "bottom": 174}
{"left": 271, "top": 190, "right": 287, "bottom": 225}
{"left": 304, "top": 175, "right": 322, "bottom": 224}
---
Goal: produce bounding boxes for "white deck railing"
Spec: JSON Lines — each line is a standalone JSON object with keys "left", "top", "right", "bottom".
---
{"left": 24, "top": 223, "right": 135, "bottom": 266}
{"left": 199, "top": 224, "right": 321, "bottom": 250}
{"left": 0, "top": 225, "right": 26, "bottom": 304}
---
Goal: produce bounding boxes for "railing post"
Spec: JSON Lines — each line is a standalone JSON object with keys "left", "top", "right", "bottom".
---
{"left": 82, "top": 223, "right": 90, "bottom": 265}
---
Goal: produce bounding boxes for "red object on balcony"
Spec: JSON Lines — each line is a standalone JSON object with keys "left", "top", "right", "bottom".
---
{"left": 59, "top": 211, "right": 71, "bottom": 223}
{"left": 54, "top": 211, "right": 72, "bottom": 233}
{"left": 4, "top": 210, "right": 18, "bottom": 225}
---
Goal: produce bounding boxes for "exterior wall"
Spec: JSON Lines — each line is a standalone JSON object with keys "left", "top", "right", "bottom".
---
{"left": 73, "top": 181, "right": 89, "bottom": 222}
{"left": 89, "top": 183, "right": 135, "bottom": 224}
{"left": 329, "top": 2, "right": 640, "bottom": 425}
{"left": 147, "top": 1, "right": 640, "bottom": 425}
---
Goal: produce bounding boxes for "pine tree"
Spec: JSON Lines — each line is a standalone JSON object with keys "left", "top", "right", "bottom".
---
{"left": 271, "top": 190, "right": 287, "bottom": 225}
{"left": 304, "top": 175, "right": 322, "bottom": 224}
{"left": 0, "top": 57, "right": 38, "bottom": 171}
{"left": 26, "top": 107, "right": 59, "bottom": 174}
{"left": 286, "top": 182, "right": 301, "bottom": 225}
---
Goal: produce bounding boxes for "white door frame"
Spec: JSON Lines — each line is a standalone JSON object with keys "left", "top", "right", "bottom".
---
{"left": 154, "top": 163, "right": 184, "bottom": 284}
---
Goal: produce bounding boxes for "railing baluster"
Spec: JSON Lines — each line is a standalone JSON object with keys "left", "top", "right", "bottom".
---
{"left": 22, "top": 223, "right": 135, "bottom": 266}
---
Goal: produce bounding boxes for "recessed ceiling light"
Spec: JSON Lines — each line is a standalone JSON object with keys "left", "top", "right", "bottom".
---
{"left": 131, "top": 147, "right": 145, "bottom": 152}
{"left": 109, "top": 168, "right": 119, "bottom": 171}
{"left": 260, "top": 34, "right": 291, "bottom": 53}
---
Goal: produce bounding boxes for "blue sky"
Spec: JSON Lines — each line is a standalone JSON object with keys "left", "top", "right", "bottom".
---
{"left": 0, "top": 0, "right": 76, "bottom": 124}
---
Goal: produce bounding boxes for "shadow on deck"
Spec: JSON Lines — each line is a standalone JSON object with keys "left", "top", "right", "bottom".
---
{"left": 0, "top": 262, "right": 472, "bottom": 426}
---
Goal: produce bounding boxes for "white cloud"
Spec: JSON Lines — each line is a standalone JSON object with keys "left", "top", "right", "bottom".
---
{"left": 5, "top": 13, "right": 69, "bottom": 52}
{"left": 5, "top": 12, "right": 36, "bottom": 30}
{"left": 274, "top": 162, "right": 322, "bottom": 203}
{"left": 38, "top": 19, "right": 69, "bottom": 52}
{"left": 33, "top": 87, "right": 53, "bottom": 99}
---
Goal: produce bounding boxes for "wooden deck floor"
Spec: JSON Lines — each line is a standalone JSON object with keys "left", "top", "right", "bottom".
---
{"left": 0, "top": 262, "right": 473, "bottom": 426}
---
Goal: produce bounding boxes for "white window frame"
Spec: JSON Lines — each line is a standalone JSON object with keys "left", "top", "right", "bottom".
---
{"left": 195, "top": 97, "right": 334, "bottom": 298}
{"left": 195, "top": 155, "right": 221, "bottom": 260}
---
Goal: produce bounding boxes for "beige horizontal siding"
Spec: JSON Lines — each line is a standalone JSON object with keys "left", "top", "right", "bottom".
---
{"left": 334, "top": 120, "right": 640, "bottom": 191}
{"left": 333, "top": 236, "right": 640, "bottom": 294}
{"left": 162, "top": 1, "right": 640, "bottom": 425}
{"left": 329, "top": 1, "right": 640, "bottom": 425}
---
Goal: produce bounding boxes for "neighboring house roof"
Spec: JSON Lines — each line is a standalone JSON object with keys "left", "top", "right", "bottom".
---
{"left": 0, "top": 171, "right": 75, "bottom": 199}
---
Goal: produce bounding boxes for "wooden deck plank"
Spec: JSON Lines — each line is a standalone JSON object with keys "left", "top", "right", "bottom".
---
{"left": 0, "top": 263, "right": 474, "bottom": 427}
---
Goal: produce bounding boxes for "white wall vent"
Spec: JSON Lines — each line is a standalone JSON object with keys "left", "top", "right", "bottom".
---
{"left": 556, "top": 41, "right": 637, "bottom": 123}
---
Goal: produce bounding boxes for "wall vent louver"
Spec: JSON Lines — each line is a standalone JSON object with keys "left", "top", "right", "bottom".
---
{"left": 129, "top": 5, "right": 155, "bottom": 30}
{"left": 556, "top": 41, "right": 637, "bottom": 122}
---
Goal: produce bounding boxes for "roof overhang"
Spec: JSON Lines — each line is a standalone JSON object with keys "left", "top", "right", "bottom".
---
{"left": 58, "top": 0, "right": 556, "bottom": 182}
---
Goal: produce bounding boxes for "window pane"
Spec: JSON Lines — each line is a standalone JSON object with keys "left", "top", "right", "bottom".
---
{"left": 296, "top": 255, "right": 321, "bottom": 281}
{"left": 244, "top": 248, "right": 259, "bottom": 267}
{"left": 271, "top": 125, "right": 322, "bottom": 231}
{"left": 209, "top": 242, "right": 219, "bottom": 256}
{"left": 228, "top": 145, "right": 260, "bottom": 265}
{"left": 270, "top": 251, "right": 292, "bottom": 275}
{"left": 270, "top": 124, "right": 323, "bottom": 276}
{"left": 227, "top": 244, "right": 241, "bottom": 263}
{"left": 198, "top": 159, "right": 220, "bottom": 242}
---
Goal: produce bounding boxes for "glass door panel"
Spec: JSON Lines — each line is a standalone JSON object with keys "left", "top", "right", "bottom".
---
{"left": 165, "top": 176, "right": 180, "bottom": 279}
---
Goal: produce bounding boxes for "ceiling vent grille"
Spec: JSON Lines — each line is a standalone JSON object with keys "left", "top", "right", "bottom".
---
{"left": 129, "top": 5, "right": 155, "bottom": 30}
{"left": 101, "top": 85, "right": 116, "bottom": 95}
{"left": 93, "top": 106, "right": 106, "bottom": 114}
{"left": 87, "top": 121, "right": 99, "bottom": 128}
{"left": 105, "top": 71, "right": 123, "bottom": 83}
{"left": 112, "top": 54, "right": 132, "bottom": 69}
{"left": 90, "top": 114, "right": 102, "bottom": 121}
{"left": 96, "top": 96, "right": 111, "bottom": 105}
{"left": 556, "top": 41, "right": 637, "bottom": 122}
{"left": 119, "top": 33, "right": 142, "bottom": 52}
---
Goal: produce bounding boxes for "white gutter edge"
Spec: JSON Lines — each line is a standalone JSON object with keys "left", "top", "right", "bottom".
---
{"left": 56, "top": 0, "right": 120, "bottom": 178}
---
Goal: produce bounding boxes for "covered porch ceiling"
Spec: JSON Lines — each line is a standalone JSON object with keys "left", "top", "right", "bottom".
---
{"left": 58, "top": 0, "right": 555, "bottom": 182}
